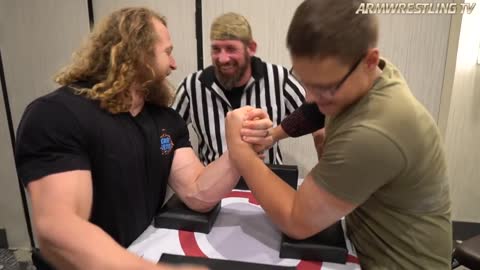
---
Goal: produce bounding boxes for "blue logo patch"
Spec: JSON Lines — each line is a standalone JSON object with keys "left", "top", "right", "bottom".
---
{"left": 160, "top": 133, "right": 174, "bottom": 155}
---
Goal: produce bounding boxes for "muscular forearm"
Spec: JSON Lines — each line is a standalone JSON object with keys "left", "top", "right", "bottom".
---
{"left": 187, "top": 152, "right": 240, "bottom": 211}
{"left": 229, "top": 147, "right": 296, "bottom": 234}
{"left": 35, "top": 212, "right": 165, "bottom": 270}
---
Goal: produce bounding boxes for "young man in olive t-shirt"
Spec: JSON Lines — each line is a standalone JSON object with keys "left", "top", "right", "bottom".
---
{"left": 225, "top": 0, "right": 452, "bottom": 269}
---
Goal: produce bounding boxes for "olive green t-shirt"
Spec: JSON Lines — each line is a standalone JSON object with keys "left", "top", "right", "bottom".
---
{"left": 311, "top": 59, "right": 451, "bottom": 269}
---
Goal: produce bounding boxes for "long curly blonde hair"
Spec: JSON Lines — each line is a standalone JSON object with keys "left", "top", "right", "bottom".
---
{"left": 55, "top": 7, "right": 173, "bottom": 113}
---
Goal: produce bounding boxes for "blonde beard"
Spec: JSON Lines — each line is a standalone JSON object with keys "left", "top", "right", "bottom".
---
{"left": 143, "top": 78, "right": 175, "bottom": 107}
{"left": 215, "top": 52, "right": 250, "bottom": 90}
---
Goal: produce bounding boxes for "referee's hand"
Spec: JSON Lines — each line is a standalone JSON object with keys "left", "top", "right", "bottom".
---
{"left": 241, "top": 109, "right": 274, "bottom": 153}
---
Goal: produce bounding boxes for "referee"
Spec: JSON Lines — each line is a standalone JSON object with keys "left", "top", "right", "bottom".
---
{"left": 173, "top": 12, "right": 307, "bottom": 165}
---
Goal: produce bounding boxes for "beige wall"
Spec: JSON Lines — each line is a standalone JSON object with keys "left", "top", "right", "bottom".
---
{"left": 375, "top": 0, "right": 452, "bottom": 120}
{"left": 0, "top": 0, "right": 91, "bottom": 128}
{"left": 0, "top": 81, "right": 30, "bottom": 249}
{"left": 442, "top": 0, "right": 480, "bottom": 222}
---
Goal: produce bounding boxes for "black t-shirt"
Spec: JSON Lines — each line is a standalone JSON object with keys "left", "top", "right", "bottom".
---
{"left": 222, "top": 84, "right": 246, "bottom": 109}
{"left": 15, "top": 85, "right": 191, "bottom": 258}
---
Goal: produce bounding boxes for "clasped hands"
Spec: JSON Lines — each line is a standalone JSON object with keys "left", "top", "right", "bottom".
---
{"left": 225, "top": 106, "right": 274, "bottom": 159}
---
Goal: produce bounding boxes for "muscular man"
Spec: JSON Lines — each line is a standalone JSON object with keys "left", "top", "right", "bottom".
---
{"left": 15, "top": 7, "right": 269, "bottom": 270}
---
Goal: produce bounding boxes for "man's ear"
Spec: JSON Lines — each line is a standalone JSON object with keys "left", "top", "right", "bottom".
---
{"left": 247, "top": 40, "right": 257, "bottom": 56}
{"left": 365, "top": 48, "right": 380, "bottom": 69}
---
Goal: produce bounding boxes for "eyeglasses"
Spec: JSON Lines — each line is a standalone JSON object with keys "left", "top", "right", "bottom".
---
{"left": 290, "top": 55, "right": 365, "bottom": 97}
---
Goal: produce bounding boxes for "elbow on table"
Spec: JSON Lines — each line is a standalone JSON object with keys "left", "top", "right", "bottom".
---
{"left": 182, "top": 195, "right": 217, "bottom": 213}
{"left": 283, "top": 221, "right": 319, "bottom": 240}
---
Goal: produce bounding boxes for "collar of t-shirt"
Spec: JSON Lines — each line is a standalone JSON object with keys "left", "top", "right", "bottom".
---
{"left": 223, "top": 84, "right": 247, "bottom": 109}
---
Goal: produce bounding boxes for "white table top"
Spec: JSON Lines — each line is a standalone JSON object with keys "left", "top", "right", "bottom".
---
{"left": 129, "top": 190, "right": 361, "bottom": 270}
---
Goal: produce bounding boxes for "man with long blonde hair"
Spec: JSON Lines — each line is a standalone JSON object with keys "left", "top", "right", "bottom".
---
{"left": 15, "top": 7, "right": 271, "bottom": 270}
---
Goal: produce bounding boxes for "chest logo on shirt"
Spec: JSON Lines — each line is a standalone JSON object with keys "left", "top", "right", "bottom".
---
{"left": 160, "top": 132, "right": 174, "bottom": 155}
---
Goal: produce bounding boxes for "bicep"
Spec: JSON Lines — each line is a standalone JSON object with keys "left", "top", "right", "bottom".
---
{"left": 313, "top": 127, "right": 405, "bottom": 204}
{"left": 290, "top": 174, "right": 356, "bottom": 239}
{"left": 27, "top": 170, "right": 93, "bottom": 224}
{"left": 167, "top": 147, "right": 203, "bottom": 199}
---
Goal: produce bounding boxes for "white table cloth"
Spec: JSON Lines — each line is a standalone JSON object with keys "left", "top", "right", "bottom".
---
{"left": 129, "top": 190, "right": 361, "bottom": 270}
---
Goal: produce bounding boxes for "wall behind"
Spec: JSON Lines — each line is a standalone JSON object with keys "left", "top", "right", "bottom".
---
{"left": 443, "top": 0, "right": 480, "bottom": 222}
{"left": 375, "top": 0, "right": 452, "bottom": 120}
{"left": 0, "top": 79, "right": 29, "bottom": 248}
{"left": 0, "top": 0, "right": 91, "bottom": 129}
{"left": 0, "top": 0, "right": 90, "bottom": 248}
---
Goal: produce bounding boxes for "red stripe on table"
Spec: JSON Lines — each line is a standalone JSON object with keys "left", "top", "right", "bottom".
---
{"left": 347, "top": 254, "right": 360, "bottom": 264}
{"left": 226, "top": 191, "right": 259, "bottom": 205}
{"left": 178, "top": 230, "right": 207, "bottom": 257}
{"left": 297, "top": 260, "right": 322, "bottom": 270}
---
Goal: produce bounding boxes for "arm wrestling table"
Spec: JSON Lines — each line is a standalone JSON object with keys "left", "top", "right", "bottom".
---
{"left": 128, "top": 189, "right": 361, "bottom": 270}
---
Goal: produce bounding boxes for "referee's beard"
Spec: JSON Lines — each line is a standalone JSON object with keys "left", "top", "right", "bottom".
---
{"left": 214, "top": 53, "right": 250, "bottom": 91}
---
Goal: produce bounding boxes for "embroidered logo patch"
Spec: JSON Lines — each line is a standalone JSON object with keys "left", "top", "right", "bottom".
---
{"left": 160, "top": 133, "right": 174, "bottom": 155}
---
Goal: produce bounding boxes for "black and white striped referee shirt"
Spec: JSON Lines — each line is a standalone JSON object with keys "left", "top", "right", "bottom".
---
{"left": 172, "top": 56, "right": 305, "bottom": 165}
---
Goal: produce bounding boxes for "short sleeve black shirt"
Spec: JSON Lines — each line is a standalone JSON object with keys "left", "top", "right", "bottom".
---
{"left": 15, "top": 84, "right": 191, "bottom": 249}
